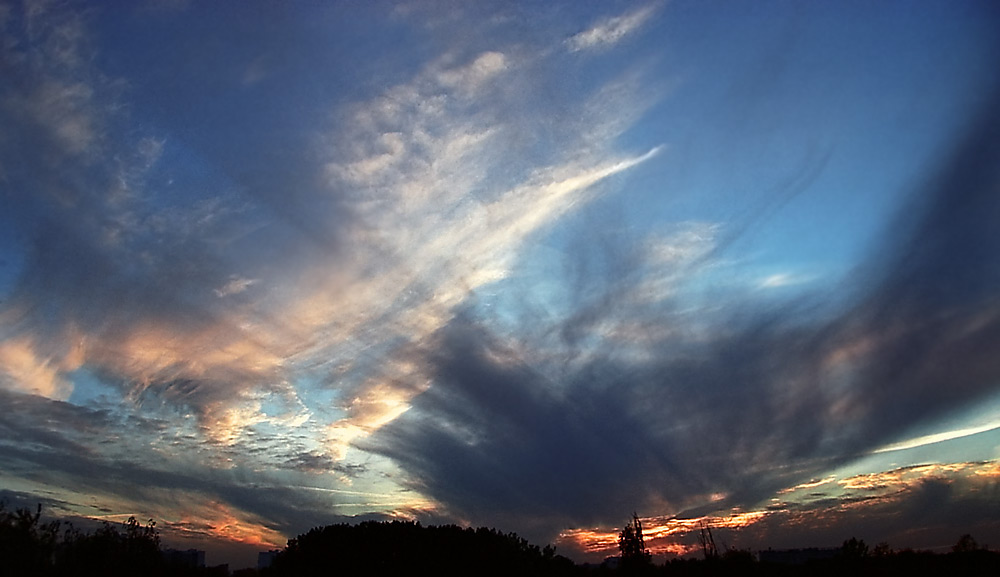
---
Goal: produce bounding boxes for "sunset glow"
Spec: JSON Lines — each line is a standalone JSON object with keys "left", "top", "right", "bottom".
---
{"left": 1, "top": 0, "right": 998, "bottom": 569}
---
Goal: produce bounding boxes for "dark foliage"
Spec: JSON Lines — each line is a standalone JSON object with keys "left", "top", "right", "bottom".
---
{"left": 0, "top": 501, "right": 217, "bottom": 577}
{"left": 5, "top": 502, "right": 999, "bottom": 576}
{"left": 618, "top": 513, "right": 653, "bottom": 573}
{"left": 836, "top": 537, "right": 868, "bottom": 560}
{"left": 650, "top": 536, "right": 1000, "bottom": 577}
{"left": 264, "top": 520, "right": 578, "bottom": 577}
{"left": 58, "top": 515, "right": 163, "bottom": 576}
{"left": 0, "top": 503, "right": 62, "bottom": 576}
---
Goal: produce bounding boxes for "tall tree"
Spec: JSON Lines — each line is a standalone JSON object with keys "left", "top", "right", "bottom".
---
{"left": 618, "top": 513, "right": 651, "bottom": 571}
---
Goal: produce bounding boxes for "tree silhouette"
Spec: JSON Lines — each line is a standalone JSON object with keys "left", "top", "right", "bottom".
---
{"left": 0, "top": 502, "right": 61, "bottom": 575}
{"left": 872, "top": 541, "right": 893, "bottom": 557}
{"left": 697, "top": 521, "right": 718, "bottom": 561}
{"left": 617, "top": 513, "right": 651, "bottom": 571}
{"left": 0, "top": 502, "right": 168, "bottom": 577}
{"left": 58, "top": 516, "right": 163, "bottom": 577}
{"left": 839, "top": 536, "right": 869, "bottom": 560}
{"left": 953, "top": 534, "right": 979, "bottom": 553}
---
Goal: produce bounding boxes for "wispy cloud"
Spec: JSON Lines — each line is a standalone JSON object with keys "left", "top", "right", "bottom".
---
{"left": 304, "top": 47, "right": 663, "bottom": 460}
{"left": 214, "top": 276, "right": 258, "bottom": 298}
{"left": 777, "top": 476, "right": 837, "bottom": 495}
{"left": 758, "top": 272, "right": 814, "bottom": 289}
{"left": 873, "top": 420, "right": 1000, "bottom": 454}
{"left": 0, "top": 0, "right": 667, "bottom": 551}
{"left": 0, "top": 338, "right": 74, "bottom": 400}
{"left": 566, "top": 3, "right": 660, "bottom": 53}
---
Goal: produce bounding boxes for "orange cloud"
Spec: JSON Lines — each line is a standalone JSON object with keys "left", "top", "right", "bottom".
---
{"left": 0, "top": 337, "right": 74, "bottom": 400}
{"left": 161, "top": 502, "right": 285, "bottom": 549}
{"left": 838, "top": 463, "right": 972, "bottom": 491}
{"left": 558, "top": 510, "right": 772, "bottom": 559}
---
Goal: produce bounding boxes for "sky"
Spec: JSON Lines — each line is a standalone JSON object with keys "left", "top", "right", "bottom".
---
{"left": 1, "top": 0, "right": 999, "bottom": 569}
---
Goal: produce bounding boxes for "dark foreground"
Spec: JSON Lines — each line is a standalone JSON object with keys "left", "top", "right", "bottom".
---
{"left": 3, "top": 504, "right": 998, "bottom": 576}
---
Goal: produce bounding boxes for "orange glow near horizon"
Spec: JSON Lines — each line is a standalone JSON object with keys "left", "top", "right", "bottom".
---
{"left": 556, "top": 459, "right": 1000, "bottom": 561}
{"left": 974, "top": 461, "right": 1000, "bottom": 478}
{"left": 838, "top": 462, "right": 973, "bottom": 491}
{"left": 558, "top": 510, "right": 772, "bottom": 559}
{"left": 158, "top": 503, "right": 286, "bottom": 549}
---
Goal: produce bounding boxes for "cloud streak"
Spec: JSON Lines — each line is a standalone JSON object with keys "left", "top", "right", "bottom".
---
{"left": 566, "top": 3, "right": 660, "bottom": 53}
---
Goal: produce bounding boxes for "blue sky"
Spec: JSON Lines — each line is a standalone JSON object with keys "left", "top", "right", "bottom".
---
{"left": 1, "top": 0, "right": 999, "bottom": 568}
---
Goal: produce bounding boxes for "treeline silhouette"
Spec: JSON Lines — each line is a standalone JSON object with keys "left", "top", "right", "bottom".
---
{"left": 252, "top": 520, "right": 1000, "bottom": 577}
{"left": 0, "top": 502, "right": 220, "bottom": 576}
{"left": 4, "top": 502, "right": 998, "bottom": 576}
{"left": 262, "top": 520, "right": 577, "bottom": 577}
{"left": 611, "top": 533, "right": 1000, "bottom": 577}
{"left": 643, "top": 542, "right": 1000, "bottom": 577}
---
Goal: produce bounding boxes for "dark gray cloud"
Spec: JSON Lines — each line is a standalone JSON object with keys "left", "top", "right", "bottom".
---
{"left": 368, "top": 85, "right": 1000, "bottom": 544}
{"left": 844, "top": 101, "right": 1000, "bottom": 446}
{"left": 367, "top": 320, "right": 686, "bottom": 536}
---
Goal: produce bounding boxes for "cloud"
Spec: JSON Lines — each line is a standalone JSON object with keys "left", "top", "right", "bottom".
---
{"left": 0, "top": 0, "right": 302, "bottom": 447}
{"left": 758, "top": 272, "right": 813, "bottom": 289}
{"left": 302, "top": 47, "right": 662, "bottom": 459}
{"left": 558, "top": 461, "right": 1000, "bottom": 561}
{"left": 873, "top": 420, "right": 1000, "bottom": 454}
{"left": 566, "top": 3, "right": 660, "bottom": 53}
{"left": 0, "top": 338, "right": 74, "bottom": 400}
{"left": 777, "top": 476, "right": 836, "bottom": 495}
{"left": 0, "top": 3, "right": 101, "bottom": 161}
{"left": 435, "top": 51, "right": 509, "bottom": 94}
{"left": 0, "top": 0, "right": 668, "bottom": 549}
{"left": 367, "top": 82, "right": 1000, "bottom": 545}
{"left": 0, "top": 390, "right": 385, "bottom": 556}
{"left": 214, "top": 276, "right": 258, "bottom": 298}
